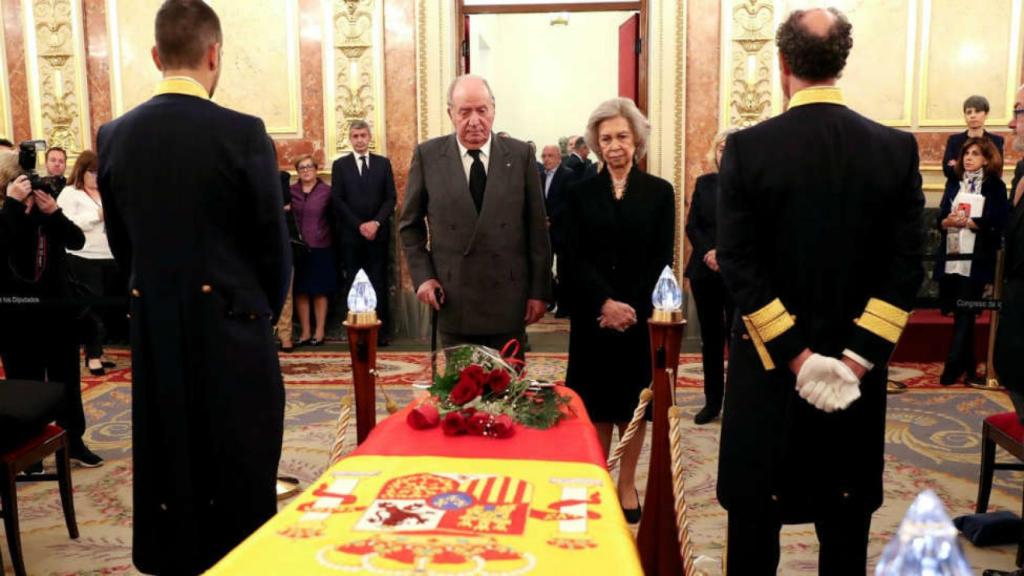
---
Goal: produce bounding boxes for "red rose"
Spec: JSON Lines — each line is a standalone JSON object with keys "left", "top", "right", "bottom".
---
{"left": 442, "top": 411, "right": 467, "bottom": 436}
{"left": 449, "top": 377, "right": 481, "bottom": 406}
{"left": 460, "top": 364, "right": 486, "bottom": 385}
{"left": 491, "top": 414, "right": 515, "bottom": 438}
{"left": 407, "top": 403, "right": 440, "bottom": 430}
{"left": 467, "top": 411, "right": 490, "bottom": 436}
{"left": 486, "top": 369, "right": 511, "bottom": 395}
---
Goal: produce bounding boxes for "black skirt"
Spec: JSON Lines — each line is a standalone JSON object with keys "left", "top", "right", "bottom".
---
{"left": 565, "top": 314, "right": 653, "bottom": 423}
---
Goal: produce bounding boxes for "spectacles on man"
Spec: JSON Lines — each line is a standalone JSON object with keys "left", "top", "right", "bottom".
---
{"left": 297, "top": 164, "right": 316, "bottom": 171}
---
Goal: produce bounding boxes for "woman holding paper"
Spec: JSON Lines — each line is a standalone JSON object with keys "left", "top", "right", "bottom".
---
{"left": 934, "top": 137, "right": 1009, "bottom": 385}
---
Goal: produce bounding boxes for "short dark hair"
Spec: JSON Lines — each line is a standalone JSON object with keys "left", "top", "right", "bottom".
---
{"left": 45, "top": 146, "right": 66, "bottom": 161}
{"left": 956, "top": 137, "right": 1003, "bottom": 180}
{"left": 963, "top": 95, "right": 990, "bottom": 114}
{"left": 155, "top": 0, "right": 223, "bottom": 69}
{"left": 70, "top": 149, "right": 98, "bottom": 189}
{"left": 776, "top": 8, "right": 853, "bottom": 81}
{"left": 573, "top": 138, "right": 587, "bottom": 152}
{"left": 348, "top": 119, "right": 371, "bottom": 134}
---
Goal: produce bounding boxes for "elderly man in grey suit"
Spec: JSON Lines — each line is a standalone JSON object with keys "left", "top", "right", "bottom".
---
{"left": 400, "top": 74, "right": 552, "bottom": 354}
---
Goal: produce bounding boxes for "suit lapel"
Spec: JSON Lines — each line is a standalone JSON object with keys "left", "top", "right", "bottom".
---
{"left": 465, "top": 134, "right": 510, "bottom": 252}
{"left": 440, "top": 134, "right": 478, "bottom": 223}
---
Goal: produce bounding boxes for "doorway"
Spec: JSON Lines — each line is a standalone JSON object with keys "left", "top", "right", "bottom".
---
{"left": 455, "top": 2, "right": 648, "bottom": 150}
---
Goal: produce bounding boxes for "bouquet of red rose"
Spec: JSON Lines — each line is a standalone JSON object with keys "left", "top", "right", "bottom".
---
{"left": 406, "top": 345, "right": 571, "bottom": 438}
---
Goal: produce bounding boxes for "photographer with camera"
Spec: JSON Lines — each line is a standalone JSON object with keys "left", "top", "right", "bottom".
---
{"left": 0, "top": 145, "right": 103, "bottom": 467}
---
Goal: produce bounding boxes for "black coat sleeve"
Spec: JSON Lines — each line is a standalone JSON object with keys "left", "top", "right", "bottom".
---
{"left": 331, "top": 158, "right": 362, "bottom": 232}
{"left": 43, "top": 208, "right": 85, "bottom": 251}
{"left": 844, "top": 134, "right": 925, "bottom": 366}
{"left": 717, "top": 134, "right": 806, "bottom": 371}
{"left": 942, "top": 135, "right": 959, "bottom": 182}
{"left": 566, "top": 181, "right": 614, "bottom": 318}
{"left": 242, "top": 120, "right": 291, "bottom": 320}
{"left": 685, "top": 176, "right": 715, "bottom": 261}
{"left": 373, "top": 158, "right": 397, "bottom": 225}
{"left": 97, "top": 124, "right": 133, "bottom": 273}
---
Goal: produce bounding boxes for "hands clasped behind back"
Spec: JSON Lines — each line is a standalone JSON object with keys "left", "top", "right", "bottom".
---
{"left": 795, "top": 353, "right": 862, "bottom": 413}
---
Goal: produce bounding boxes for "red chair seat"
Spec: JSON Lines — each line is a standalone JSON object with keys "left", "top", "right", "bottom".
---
{"left": 986, "top": 412, "right": 1024, "bottom": 444}
{"left": 1, "top": 424, "right": 65, "bottom": 464}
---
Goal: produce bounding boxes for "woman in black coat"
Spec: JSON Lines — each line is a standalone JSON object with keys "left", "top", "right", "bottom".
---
{"left": 684, "top": 129, "right": 736, "bottom": 425}
{"left": 934, "top": 137, "right": 1009, "bottom": 385}
{"left": 565, "top": 98, "right": 675, "bottom": 523}
{"left": 0, "top": 151, "right": 103, "bottom": 466}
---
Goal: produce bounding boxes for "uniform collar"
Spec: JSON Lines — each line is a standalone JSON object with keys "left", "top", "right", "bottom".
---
{"left": 154, "top": 76, "right": 210, "bottom": 100}
{"left": 788, "top": 86, "right": 845, "bottom": 110}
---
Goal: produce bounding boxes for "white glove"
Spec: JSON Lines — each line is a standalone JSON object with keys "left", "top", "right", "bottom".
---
{"left": 795, "top": 354, "right": 862, "bottom": 412}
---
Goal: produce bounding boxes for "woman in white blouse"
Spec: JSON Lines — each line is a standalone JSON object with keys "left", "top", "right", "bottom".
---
{"left": 57, "top": 150, "right": 119, "bottom": 375}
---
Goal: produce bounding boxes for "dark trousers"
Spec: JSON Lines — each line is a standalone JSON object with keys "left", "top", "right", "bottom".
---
{"left": 67, "top": 254, "right": 122, "bottom": 359}
{"left": 691, "top": 274, "right": 734, "bottom": 408}
{"left": 941, "top": 276, "right": 983, "bottom": 379}
{"left": 727, "top": 509, "right": 871, "bottom": 575}
{"left": 0, "top": 330, "right": 86, "bottom": 442}
{"left": 342, "top": 234, "right": 390, "bottom": 335}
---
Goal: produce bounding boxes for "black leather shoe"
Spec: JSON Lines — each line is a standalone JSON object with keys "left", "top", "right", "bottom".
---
{"left": 21, "top": 460, "right": 44, "bottom": 475}
{"left": 966, "top": 373, "right": 986, "bottom": 386}
{"left": 101, "top": 360, "right": 116, "bottom": 368}
{"left": 939, "top": 372, "right": 958, "bottom": 386}
{"left": 621, "top": 489, "right": 642, "bottom": 524}
{"left": 69, "top": 443, "right": 104, "bottom": 468}
{"left": 694, "top": 404, "right": 721, "bottom": 425}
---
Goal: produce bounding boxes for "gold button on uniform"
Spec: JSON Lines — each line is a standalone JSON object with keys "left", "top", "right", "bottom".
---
{"left": 131, "top": 288, "right": 141, "bottom": 297}
{"left": 201, "top": 284, "right": 212, "bottom": 293}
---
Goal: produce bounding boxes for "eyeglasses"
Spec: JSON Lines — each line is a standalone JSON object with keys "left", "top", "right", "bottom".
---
{"left": 1014, "top": 108, "right": 1024, "bottom": 118}
{"left": 297, "top": 165, "right": 316, "bottom": 171}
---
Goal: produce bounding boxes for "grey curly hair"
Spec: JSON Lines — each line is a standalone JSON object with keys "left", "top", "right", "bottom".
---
{"left": 583, "top": 97, "right": 650, "bottom": 162}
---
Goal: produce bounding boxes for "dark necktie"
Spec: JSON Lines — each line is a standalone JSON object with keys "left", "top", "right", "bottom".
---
{"left": 468, "top": 149, "right": 486, "bottom": 212}
{"left": 360, "top": 156, "right": 369, "bottom": 182}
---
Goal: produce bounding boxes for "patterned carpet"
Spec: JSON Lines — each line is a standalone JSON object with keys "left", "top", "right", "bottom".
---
{"left": 3, "top": 351, "right": 1021, "bottom": 575}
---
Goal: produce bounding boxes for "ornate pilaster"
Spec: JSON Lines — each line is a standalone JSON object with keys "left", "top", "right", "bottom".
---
{"left": 721, "top": 0, "right": 776, "bottom": 128}
{"left": 324, "top": 0, "right": 385, "bottom": 158}
{"left": 23, "top": 0, "right": 90, "bottom": 157}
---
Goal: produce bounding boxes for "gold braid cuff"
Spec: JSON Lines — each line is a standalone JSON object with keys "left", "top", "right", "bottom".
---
{"left": 854, "top": 298, "right": 910, "bottom": 344}
{"left": 741, "top": 298, "right": 796, "bottom": 370}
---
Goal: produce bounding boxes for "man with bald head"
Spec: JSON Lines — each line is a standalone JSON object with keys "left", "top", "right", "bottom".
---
{"left": 716, "top": 7, "right": 923, "bottom": 573}
{"left": 400, "top": 75, "right": 551, "bottom": 354}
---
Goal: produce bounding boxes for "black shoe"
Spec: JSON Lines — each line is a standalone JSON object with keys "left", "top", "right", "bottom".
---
{"left": 966, "top": 373, "right": 986, "bottom": 386}
{"left": 694, "top": 404, "right": 721, "bottom": 425}
{"left": 309, "top": 338, "right": 324, "bottom": 347}
{"left": 88, "top": 366, "right": 106, "bottom": 376}
{"left": 939, "top": 372, "right": 958, "bottom": 386}
{"left": 621, "top": 489, "right": 642, "bottom": 524}
{"left": 69, "top": 444, "right": 104, "bottom": 468}
{"left": 101, "top": 360, "right": 116, "bottom": 368}
{"left": 279, "top": 342, "right": 294, "bottom": 353}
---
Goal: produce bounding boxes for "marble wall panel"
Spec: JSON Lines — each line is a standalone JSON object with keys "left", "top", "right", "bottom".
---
{"left": 82, "top": 0, "right": 109, "bottom": 146}
{"left": 384, "top": 0, "right": 416, "bottom": 292}
{"left": 2, "top": 0, "right": 29, "bottom": 141}
{"left": 0, "top": 3, "right": 13, "bottom": 140}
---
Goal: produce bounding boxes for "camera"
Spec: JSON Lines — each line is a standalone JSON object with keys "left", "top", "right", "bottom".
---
{"left": 18, "top": 139, "right": 66, "bottom": 198}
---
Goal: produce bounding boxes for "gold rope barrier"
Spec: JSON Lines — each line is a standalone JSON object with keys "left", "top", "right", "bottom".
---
{"left": 668, "top": 405, "right": 701, "bottom": 576}
{"left": 607, "top": 386, "right": 653, "bottom": 472}
{"left": 329, "top": 396, "right": 353, "bottom": 466}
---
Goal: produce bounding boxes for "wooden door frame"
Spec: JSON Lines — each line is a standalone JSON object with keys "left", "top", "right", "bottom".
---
{"left": 455, "top": 0, "right": 649, "bottom": 115}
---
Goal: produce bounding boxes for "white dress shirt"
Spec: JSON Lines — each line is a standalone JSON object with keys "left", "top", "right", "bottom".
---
{"left": 56, "top": 186, "right": 114, "bottom": 259}
{"left": 456, "top": 135, "right": 491, "bottom": 183}
{"left": 544, "top": 169, "right": 555, "bottom": 198}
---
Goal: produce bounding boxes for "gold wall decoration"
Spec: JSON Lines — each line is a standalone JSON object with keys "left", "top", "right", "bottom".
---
{"left": 414, "top": 0, "right": 456, "bottom": 142}
{"left": 720, "top": 0, "right": 776, "bottom": 128}
{"left": 0, "top": 15, "right": 12, "bottom": 140}
{"left": 323, "top": 0, "right": 386, "bottom": 159}
{"left": 23, "top": 0, "right": 91, "bottom": 157}
{"left": 107, "top": 0, "right": 301, "bottom": 137}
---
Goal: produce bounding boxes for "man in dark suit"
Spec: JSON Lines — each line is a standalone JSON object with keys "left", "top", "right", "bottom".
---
{"left": 331, "top": 120, "right": 397, "bottom": 345}
{"left": 563, "top": 137, "right": 595, "bottom": 181}
{"left": 716, "top": 8, "right": 923, "bottom": 574}
{"left": 539, "top": 144, "right": 574, "bottom": 316}
{"left": 999, "top": 86, "right": 1024, "bottom": 419}
{"left": 400, "top": 74, "right": 552, "bottom": 354}
{"left": 97, "top": 1, "right": 290, "bottom": 573}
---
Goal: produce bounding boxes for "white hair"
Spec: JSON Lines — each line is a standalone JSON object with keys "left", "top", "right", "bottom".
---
{"left": 446, "top": 74, "right": 495, "bottom": 108}
{"left": 583, "top": 98, "right": 650, "bottom": 162}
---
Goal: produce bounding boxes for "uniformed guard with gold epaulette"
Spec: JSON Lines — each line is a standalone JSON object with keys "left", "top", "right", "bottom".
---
{"left": 715, "top": 7, "right": 924, "bottom": 575}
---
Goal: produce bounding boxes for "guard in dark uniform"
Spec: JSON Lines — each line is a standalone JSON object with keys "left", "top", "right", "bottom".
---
{"left": 97, "top": 1, "right": 290, "bottom": 573}
{"left": 715, "top": 8, "right": 924, "bottom": 574}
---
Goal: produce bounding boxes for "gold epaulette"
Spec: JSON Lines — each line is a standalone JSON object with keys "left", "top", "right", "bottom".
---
{"left": 854, "top": 298, "right": 910, "bottom": 344}
{"left": 741, "top": 298, "right": 796, "bottom": 371}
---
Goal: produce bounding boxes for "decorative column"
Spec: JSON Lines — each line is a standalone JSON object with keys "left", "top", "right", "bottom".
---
{"left": 721, "top": 0, "right": 777, "bottom": 128}
{"left": 324, "top": 0, "right": 386, "bottom": 158}
{"left": 23, "top": 0, "right": 90, "bottom": 157}
{"left": 638, "top": 267, "right": 687, "bottom": 575}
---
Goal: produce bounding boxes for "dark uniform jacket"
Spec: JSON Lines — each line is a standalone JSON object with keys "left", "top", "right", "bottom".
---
{"left": 716, "top": 86, "right": 924, "bottom": 522}
{"left": 399, "top": 133, "right": 552, "bottom": 336}
{"left": 97, "top": 77, "right": 290, "bottom": 574}
{"left": 997, "top": 161, "right": 1024, "bottom": 407}
{"left": 684, "top": 172, "right": 721, "bottom": 281}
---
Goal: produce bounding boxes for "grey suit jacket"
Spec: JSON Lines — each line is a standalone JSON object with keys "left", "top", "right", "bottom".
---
{"left": 399, "top": 133, "right": 552, "bottom": 335}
